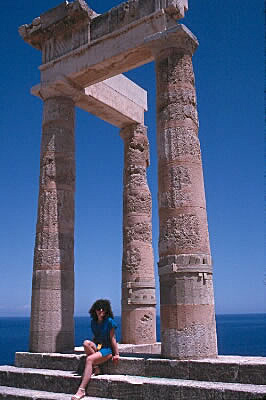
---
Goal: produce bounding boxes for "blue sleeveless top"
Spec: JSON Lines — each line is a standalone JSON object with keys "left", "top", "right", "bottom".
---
{"left": 91, "top": 317, "right": 117, "bottom": 348}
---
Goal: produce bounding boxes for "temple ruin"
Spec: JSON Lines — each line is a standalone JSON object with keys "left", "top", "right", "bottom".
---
{"left": 19, "top": 0, "right": 218, "bottom": 360}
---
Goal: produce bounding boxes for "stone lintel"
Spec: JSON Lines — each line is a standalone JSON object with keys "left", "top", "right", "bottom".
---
{"left": 31, "top": 74, "right": 147, "bottom": 128}
{"left": 39, "top": 22, "right": 198, "bottom": 90}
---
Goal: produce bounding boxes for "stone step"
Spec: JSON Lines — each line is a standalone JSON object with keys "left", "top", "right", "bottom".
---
{"left": 74, "top": 344, "right": 161, "bottom": 356}
{"left": 0, "top": 367, "right": 80, "bottom": 395}
{"left": 1, "top": 366, "right": 266, "bottom": 399}
{"left": 0, "top": 385, "right": 115, "bottom": 400}
{"left": 15, "top": 352, "right": 266, "bottom": 386}
{"left": 15, "top": 353, "right": 83, "bottom": 373}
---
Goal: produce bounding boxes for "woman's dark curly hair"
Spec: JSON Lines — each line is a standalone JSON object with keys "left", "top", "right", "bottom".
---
{"left": 89, "top": 299, "right": 114, "bottom": 321}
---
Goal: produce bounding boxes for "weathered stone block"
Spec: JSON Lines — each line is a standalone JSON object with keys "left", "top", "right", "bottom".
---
{"left": 90, "top": 0, "right": 187, "bottom": 42}
{"left": 124, "top": 188, "right": 152, "bottom": 215}
{"left": 145, "top": 358, "right": 189, "bottom": 379}
{"left": 33, "top": 248, "right": 74, "bottom": 269}
{"left": 40, "top": 156, "right": 75, "bottom": 188}
{"left": 30, "top": 309, "right": 74, "bottom": 332}
{"left": 41, "top": 126, "right": 75, "bottom": 153}
{"left": 122, "top": 286, "right": 156, "bottom": 305}
{"left": 121, "top": 306, "right": 156, "bottom": 344}
{"left": 161, "top": 323, "right": 217, "bottom": 359}
{"left": 84, "top": 377, "right": 109, "bottom": 398}
{"left": 159, "top": 214, "right": 200, "bottom": 251}
{"left": 156, "top": 52, "right": 195, "bottom": 87}
{"left": 108, "top": 379, "right": 142, "bottom": 400}
{"left": 15, "top": 352, "right": 43, "bottom": 369}
{"left": 158, "top": 103, "right": 198, "bottom": 127}
{"left": 43, "top": 97, "right": 75, "bottom": 123}
{"left": 32, "top": 270, "right": 74, "bottom": 290}
{"left": 124, "top": 221, "right": 152, "bottom": 243}
{"left": 30, "top": 330, "right": 74, "bottom": 354}
{"left": 125, "top": 165, "right": 148, "bottom": 188}
{"left": 102, "top": 357, "right": 145, "bottom": 376}
{"left": 158, "top": 163, "right": 206, "bottom": 209}
{"left": 180, "top": 385, "right": 203, "bottom": 400}
{"left": 122, "top": 251, "right": 155, "bottom": 281}
{"left": 36, "top": 190, "right": 74, "bottom": 232}
{"left": 239, "top": 363, "right": 266, "bottom": 385}
{"left": 125, "top": 135, "right": 150, "bottom": 166}
{"left": 35, "top": 232, "right": 74, "bottom": 251}
{"left": 189, "top": 360, "right": 239, "bottom": 384}
{"left": 31, "top": 288, "right": 74, "bottom": 311}
{"left": 143, "top": 383, "right": 181, "bottom": 400}
{"left": 158, "top": 127, "right": 201, "bottom": 163}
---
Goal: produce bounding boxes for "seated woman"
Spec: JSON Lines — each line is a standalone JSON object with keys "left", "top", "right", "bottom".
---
{"left": 72, "top": 299, "right": 119, "bottom": 400}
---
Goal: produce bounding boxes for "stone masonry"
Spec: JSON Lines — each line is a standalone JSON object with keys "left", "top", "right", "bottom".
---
{"left": 120, "top": 124, "right": 156, "bottom": 344}
{"left": 30, "top": 95, "right": 75, "bottom": 353}
{"left": 19, "top": 0, "right": 218, "bottom": 359}
{"left": 147, "top": 25, "right": 218, "bottom": 358}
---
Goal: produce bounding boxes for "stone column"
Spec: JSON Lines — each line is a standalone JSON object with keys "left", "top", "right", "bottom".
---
{"left": 30, "top": 95, "right": 75, "bottom": 353}
{"left": 120, "top": 124, "right": 156, "bottom": 344}
{"left": 152, "top": 25, "right": 218, "bottom": 359}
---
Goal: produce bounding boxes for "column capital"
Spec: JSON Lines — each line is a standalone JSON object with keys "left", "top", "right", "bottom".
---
{"left": 145, "top": 24, "right": 199, "bottom": 58}
{"left": 120, "top": 123, "right": 147, "bottom": 141}
{"left": 120, "top": 124, "right": 150, "bottom": 167}
{"left": 32, "top": 79, "right": 82, "bottom": 102}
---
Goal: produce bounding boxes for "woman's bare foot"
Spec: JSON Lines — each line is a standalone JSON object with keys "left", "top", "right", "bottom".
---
{"left": 71, "top": 387, "right": 86, "bottom": 400}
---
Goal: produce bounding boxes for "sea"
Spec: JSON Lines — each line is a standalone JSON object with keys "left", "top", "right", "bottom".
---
{"left": 0, "top": 314, "right": 265, "bottom": 366}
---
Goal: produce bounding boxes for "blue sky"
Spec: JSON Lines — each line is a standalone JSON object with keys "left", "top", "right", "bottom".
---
{"left": 0, "top": 0, "right": 264, "bottom": 317}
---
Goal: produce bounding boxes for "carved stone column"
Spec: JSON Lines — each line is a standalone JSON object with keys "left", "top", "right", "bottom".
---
{"left": 120, "top": 124, "right": 156, "bottom": 344}
{"left": 30, "top": 95, "right": 75, "bottom": 353}
{"left": 150, "top": 25, "right": 218, "bottom": 358}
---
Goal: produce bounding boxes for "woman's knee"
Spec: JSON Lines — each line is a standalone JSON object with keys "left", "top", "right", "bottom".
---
{"left": 83, "top": 340, "right": 91, "bottom": 348}
{"left": 83, "top": 340, "right": 96, "bottom": 356}
{"left": 84, "top": 340, "right": 95, "bottom": 349}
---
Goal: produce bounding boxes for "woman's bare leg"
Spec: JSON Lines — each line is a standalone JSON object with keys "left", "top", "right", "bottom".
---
{"left": 72, "top": 352, "right": 112, "bottom": 399}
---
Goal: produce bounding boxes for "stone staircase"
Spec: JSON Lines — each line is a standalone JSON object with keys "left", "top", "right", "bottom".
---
{"left": 0, "top": 350, "right": 266, "bottom": 399}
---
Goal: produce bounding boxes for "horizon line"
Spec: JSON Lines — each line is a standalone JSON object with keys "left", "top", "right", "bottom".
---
{"left": 0, "top": 312, "right": 265, "bottom": 318}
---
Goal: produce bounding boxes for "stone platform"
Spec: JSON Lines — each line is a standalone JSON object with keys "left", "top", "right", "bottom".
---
{"left": 75, "top": 343, "right": 162, "bottom": 355}
{"left": 0, "top": 350, "right": 266, "bottom": 399}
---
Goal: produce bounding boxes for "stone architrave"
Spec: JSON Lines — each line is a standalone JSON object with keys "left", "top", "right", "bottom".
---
{"left": 30, "top": 95, "right": 75, "bottom": 353}
{"left": 19, "top": 0, "right": 189, "bottom": 88}
{"left": 147, "top": 25, "right": 218, "bottom": 359}
{"left": 120, "top": 124, "right": 156, "bottom": 344}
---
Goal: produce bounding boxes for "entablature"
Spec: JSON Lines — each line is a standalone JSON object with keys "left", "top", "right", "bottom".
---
{"left": 19, "top": 0, "right": 189, "bottom": 65}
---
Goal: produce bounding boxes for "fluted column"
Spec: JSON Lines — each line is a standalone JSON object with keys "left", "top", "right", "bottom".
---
{"left": 150, "top": 25, "right": 218, "bottom": 358}
{"left": 30, "top": 96, "right": 75, "bottom": 353}
{"left": 120, "top": 124, "right": 156, "bottom": 344}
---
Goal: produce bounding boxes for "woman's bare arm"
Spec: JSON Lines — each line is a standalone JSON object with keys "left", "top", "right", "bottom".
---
{"left": 110, "top": 328, "right": 119, "bottom": 363}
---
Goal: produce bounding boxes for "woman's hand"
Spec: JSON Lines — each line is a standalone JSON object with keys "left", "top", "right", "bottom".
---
{"left": 112, "top": 354, "right": 119, "bottom": 364}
